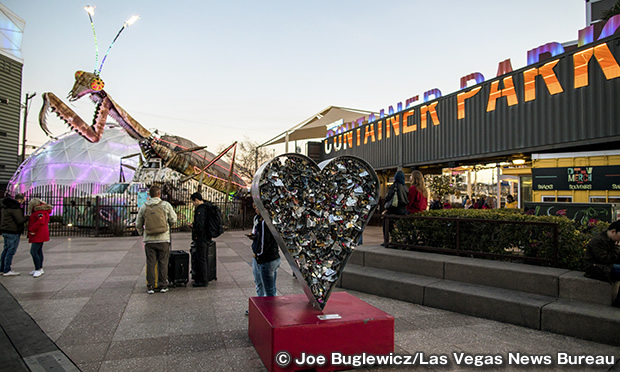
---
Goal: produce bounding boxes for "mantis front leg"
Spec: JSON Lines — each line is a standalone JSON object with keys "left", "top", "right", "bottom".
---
{"left": 39, "top": 92, "right": 109, "bottom": 143}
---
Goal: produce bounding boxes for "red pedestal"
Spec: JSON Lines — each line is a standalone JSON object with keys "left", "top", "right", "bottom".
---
{"left": 248, "top": 292, "right": 394, "bottom": 372}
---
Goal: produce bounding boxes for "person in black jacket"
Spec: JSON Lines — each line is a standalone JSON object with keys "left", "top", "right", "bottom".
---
{"left": 1, "top": 194, "right": 26, "bottom": 276}
{"left": 247, "top": 203, "right": 280, "bottom": 297}
{"left": 382, "top": 170, "right": 409, "bottom": 246}
{"left": 584, "top": 220, "right": 620, "bottom": 308}
{"left": 190, "top": 192, "right": 211, "bottom": 287}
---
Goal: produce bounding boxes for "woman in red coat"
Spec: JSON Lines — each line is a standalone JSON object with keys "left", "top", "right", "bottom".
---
{"left": 27, "top": 198, "right": 52, "bottom": 278}
{"left": 407, "top": 170, "right": 429, "bottom": 214}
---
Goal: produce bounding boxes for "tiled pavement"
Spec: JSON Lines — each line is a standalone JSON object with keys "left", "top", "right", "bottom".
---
{"left": 0, "top": 226, "right": 618, "bottom": 371}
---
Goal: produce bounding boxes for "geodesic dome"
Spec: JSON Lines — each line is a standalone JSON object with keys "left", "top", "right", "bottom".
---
{"left": 7, "top": 123, "right": 140, "bottom": 195}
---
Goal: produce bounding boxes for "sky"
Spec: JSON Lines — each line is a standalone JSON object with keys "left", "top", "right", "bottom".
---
{"left": 3, "top": 0, "right": 586, "bottom": 155}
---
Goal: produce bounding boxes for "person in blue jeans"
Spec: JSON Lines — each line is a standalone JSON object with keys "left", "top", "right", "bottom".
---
{"left": 1, "top": 194, "right": 26, "bottom": 276}
{"left": 248, "top": 204, "right": 280, "bottom": 297}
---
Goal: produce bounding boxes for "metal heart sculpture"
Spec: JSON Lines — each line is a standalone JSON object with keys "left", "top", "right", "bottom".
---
{"left": 251, "top": 154, "right": 379, "bottom": 310}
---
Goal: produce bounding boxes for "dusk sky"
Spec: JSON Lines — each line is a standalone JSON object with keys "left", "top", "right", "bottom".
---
{"left": 3, "top": 0, "right": 585, "bottom": 154}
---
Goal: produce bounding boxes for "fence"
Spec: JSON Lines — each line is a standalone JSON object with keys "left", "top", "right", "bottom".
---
{"left": 385, "top": 214, "right": 560, "bottom": 266}
{"left": 3, "top": 183, "right": 255, "bottom": 237}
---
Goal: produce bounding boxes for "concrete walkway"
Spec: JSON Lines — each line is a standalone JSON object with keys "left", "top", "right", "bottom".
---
{"left": 0, "top": 226, "right": 618, "bottom": 371}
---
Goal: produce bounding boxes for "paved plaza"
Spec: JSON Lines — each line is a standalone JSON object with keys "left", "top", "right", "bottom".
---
{"left": 0, "top": 226, "right": 618, "bottom": 371}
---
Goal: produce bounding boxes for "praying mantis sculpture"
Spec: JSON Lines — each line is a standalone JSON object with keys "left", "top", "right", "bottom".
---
{"left": 38, "top": 6, "right": 245, "bottom": 195}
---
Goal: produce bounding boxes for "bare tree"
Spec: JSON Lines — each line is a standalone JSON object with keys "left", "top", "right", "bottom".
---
{"left": 217, "top": 137, "right": 273, "bottom": 184}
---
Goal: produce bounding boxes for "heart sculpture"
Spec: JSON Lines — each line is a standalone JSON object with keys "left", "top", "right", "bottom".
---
{"left": 251, "top": 154, "right": 379, "bottom": 310}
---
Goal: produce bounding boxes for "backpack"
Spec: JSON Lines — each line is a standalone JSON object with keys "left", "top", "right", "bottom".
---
{"left": 205, "top": 202, "right": 224, "bottom": 238}
{"left": 144, "top": 201, "right": 168, "bottom": 235}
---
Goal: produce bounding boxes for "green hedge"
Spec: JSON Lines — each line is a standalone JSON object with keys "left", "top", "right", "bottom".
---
{"left": 390, "top": 209, "right": 608, "bottom": 270}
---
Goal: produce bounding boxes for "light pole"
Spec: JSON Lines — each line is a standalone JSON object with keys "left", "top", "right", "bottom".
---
{"left": 21, "top": 92, "right": 36, "bottom": 163}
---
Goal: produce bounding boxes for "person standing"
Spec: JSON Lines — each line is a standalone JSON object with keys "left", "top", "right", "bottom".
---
{"left": 248, "top": 204, "right": 280, "bottom": 297}
{"left": 382, "top": 170, "right": 409, "bottom": 245}
{"left": 462, "top": 195, "right": 470, "bottom": 208}
{"left": 584, "top": 220, "right": 620, "bottom": 308}
{"left": 485, "top": 196, "right": 496, "bottom": 209}
{"left": 136, "top": 185, "right": 177, "bottom": 294}
{"left": 429, "top": 194, "right": 443, "bottom": 210}
{"left": 505, "top": 194, "right": 518, "bottom": 208}
{"left": 406, "top": 170, "right": 429, "bottom": 214}
{"left": 190, "top": 192, "right": 211, "bottom": 287}
{"left": 27, "top": 198, "right": 52, "bottom": 278}
{"left": 1, "top": 194, "right": 27, "bottom": 276}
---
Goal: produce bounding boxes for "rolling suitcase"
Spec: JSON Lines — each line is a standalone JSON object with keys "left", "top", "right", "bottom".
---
{"left": 207, "top": 240, "right": 217, "bottom": 281}
{"left": 168, "top": 250, "right": 189, "bottom": 287}
{"left": 191, "top": 240, "right": 217, "bottom": 282}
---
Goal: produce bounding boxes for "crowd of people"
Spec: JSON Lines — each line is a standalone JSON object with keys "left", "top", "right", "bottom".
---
{"left": 429, "top": 194, "right": 518, "bottom": 210}
{"left": 380, "top": 170, "right": 525, "bottom": 244}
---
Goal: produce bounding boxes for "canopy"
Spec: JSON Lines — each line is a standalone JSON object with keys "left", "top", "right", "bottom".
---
{"left": 260, "top": 106, "right": 377, "bottom": 147}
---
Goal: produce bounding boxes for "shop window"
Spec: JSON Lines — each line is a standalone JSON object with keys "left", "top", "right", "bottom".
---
{"left": 590, "top": 196, "right": 620, "bottom": 203}
{"left": 556, "top": 196, "right": 572, "bottom": 202}
{"left": 520, "top": 176, "right": 532, "bottom": 203}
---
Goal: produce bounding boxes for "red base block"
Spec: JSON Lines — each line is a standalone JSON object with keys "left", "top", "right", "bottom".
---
{"left": 248, "top": 292, "right": 395, "bottom": 372}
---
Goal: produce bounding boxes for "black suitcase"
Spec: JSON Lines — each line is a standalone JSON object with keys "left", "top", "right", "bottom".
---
{"left": 191, "top": 241, "right": 217, "bottom": 282}
{"left": 168, "top": 250, "right": 189, "bottom": 287}
{"left": 207, "top": 240, "right": 217, "bottom": 281}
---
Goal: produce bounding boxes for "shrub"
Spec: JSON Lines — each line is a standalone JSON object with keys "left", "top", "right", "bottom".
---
{"left": 390, "top": 209, "right": 602, "bottom": 270}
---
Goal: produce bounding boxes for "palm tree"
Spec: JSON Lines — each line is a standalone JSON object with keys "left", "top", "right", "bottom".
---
{"left": 602, "top": 0, "right": 620, "bottom": 21}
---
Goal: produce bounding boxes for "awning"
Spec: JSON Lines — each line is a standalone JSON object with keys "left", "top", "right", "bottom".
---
{"left": 260, "top": 106, "right": 377, "bottom": 147}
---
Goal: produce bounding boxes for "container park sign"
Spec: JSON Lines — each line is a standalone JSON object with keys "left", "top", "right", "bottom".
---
{"left": 322, "top": 17, "right": 620, "bottom": 170}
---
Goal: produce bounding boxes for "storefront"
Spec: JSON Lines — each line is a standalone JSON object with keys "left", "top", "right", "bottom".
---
{"left": 532, "top": 150, "right": 620, "bottom": 203}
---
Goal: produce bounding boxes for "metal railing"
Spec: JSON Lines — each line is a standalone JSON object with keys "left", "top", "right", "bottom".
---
{"left": 384, "top": 214, "right": 560, "bottom": 266}
{"left": 4, "top": 183, "right": 255, "bottom": 237}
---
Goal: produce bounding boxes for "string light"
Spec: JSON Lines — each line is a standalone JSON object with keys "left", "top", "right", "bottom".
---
{"left": 97, "top": 14, "right": 140, "bottom": 75}
{"left": 84, "top": 5, "right": 98, "bottom": 74}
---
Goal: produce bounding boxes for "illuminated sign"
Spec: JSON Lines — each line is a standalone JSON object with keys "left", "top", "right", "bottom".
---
{"left": 325, "top": 119, "right": 345, "bottom": 138}
{"left": 324, "top": 15, "right": 620, "bottom": 156}
{"left": 532, "top": 166, "right": 620, "bottom": 191}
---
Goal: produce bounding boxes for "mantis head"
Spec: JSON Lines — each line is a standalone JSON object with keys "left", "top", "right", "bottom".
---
{"left": 68, "top": 71, "right": 105, "bottom": 101}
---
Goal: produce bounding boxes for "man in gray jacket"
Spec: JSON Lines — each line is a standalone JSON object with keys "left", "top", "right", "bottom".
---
{"left": 136, "top": 185, "right": 177, "bottom": 294}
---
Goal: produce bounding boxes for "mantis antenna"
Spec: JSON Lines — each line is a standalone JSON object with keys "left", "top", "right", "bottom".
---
{"left": 84, "top": 5, "right": 98, "bottom": 74}
{"left": 97, "top": 14, "right": 140, "bottom": 75}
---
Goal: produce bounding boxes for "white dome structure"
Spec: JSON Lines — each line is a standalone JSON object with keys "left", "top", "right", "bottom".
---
{"left": 8, "top": 123, "right": 140, "bottom": 195}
